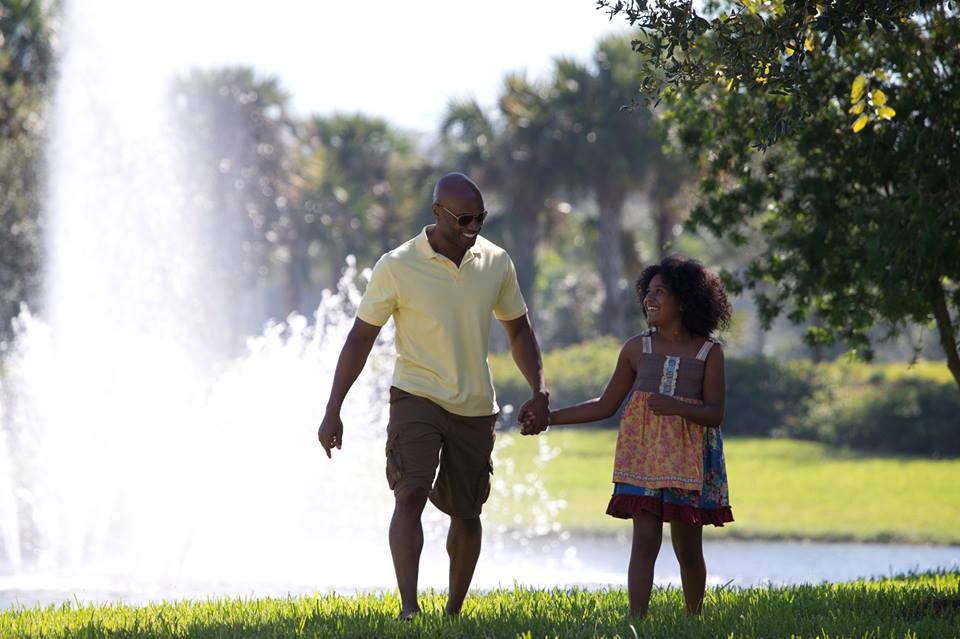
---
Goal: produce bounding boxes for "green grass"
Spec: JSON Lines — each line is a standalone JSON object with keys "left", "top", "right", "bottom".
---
{"left": 492, "top": 431, "right": 960, "bottom": 544}
{"left": 3, "top": 572, "right": 958, "bottom": 638}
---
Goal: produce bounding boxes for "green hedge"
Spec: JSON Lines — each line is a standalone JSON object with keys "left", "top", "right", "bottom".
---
{"left": 800, "top": 376, "right": 960, "bottom": 457}
{"left": 723, "top": 357, "right": 819, "bottom": 437}
{"left": 490, "top": 339, "right": 960, "bottom": 457}
{"left": 490, "top": 337, "right": 622, "bottom": 419}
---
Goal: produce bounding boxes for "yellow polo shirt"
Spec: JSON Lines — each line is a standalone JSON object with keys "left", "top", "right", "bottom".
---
{"left": 356, "top": 225, "right": 528, "bottom": 416}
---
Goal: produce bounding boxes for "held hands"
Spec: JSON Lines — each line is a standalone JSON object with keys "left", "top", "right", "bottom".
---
{"left": 647, "top": 393, "right": 684, "bottom": 417}
{"left": 517, "top": 390, "right": 550, "bottom": 435}
{"left": 317, "top": 410, "right": 343, "bottom": 458}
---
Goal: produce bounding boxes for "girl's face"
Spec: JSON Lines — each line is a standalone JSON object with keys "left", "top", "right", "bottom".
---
{"left": 643, "top": 273, "right": 681, "bottom": 327}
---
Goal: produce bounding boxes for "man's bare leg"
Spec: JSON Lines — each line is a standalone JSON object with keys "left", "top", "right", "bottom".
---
{"left": 445, "top": 515, "right": 482, "bottom": 615}
{"left": 389, "top": 486, "right": 429, "bottom": 618}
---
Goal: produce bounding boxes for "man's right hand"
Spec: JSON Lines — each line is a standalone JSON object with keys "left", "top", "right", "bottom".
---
{"left": 318, "top": 412, "right": 344, "bottom": 458}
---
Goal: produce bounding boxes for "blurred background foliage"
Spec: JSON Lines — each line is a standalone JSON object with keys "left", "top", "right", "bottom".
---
{"left": 1, "top": 1, "right": 957, "bottom": 453}
{"left": 0, "top": 0, "right": 54, "bottom": 341}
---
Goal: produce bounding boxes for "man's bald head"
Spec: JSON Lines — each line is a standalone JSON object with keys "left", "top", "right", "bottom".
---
{"left": 432, "top": 173, "right": 483, "bottom": 207}
{"left": 430, "top": 172, "right": 485, "bottom": 252}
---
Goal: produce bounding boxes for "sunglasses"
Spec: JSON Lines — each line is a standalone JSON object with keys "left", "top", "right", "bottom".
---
{"left": 439, "top": 204, "right": 487, "bottom": 227}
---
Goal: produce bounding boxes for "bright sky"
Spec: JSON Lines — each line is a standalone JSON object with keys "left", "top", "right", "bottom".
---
{"left": 161, "top": 0, "right": 630, "bottom": 135}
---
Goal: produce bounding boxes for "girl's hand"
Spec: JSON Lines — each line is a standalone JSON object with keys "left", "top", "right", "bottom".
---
{"left": 517, "top": 406, "right": 536, "bottom": 434}
{"left": 647, "top": 393, "right": 683, "bottom": 416}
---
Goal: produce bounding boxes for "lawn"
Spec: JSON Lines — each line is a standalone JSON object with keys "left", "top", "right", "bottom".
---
{"left": 3, "top": 571, "right": 958, "bottom": 638}
{"left": 491, "top": 430, "right": 960, "bottom": 544}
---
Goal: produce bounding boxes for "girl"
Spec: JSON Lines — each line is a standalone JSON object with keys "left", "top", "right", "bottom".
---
{"left": 546, "top": 255, "right": 733, "bottom": 617}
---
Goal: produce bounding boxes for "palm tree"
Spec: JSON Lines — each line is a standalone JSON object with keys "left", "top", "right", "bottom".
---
{"left": 306, "top": 114, "right": 429, "bottom": 292}
{"left": 172, "top": 67, "right": 293, "bottom": 342}
{"left": 550, "top": 36, "right": 659, "bottom": 337}
{"left": 440, "top": 73, "right": 565, "bottom": 318}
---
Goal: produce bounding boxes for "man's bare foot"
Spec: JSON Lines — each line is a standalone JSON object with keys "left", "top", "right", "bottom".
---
{"left": 397, "top": 608, "right": 420, "bottom": 621}
{"left": 444, "top": 605, "right": 461, "bottom": 617}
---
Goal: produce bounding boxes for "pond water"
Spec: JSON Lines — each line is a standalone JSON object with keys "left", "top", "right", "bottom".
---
{"left": 3, "top": 536, "right": 957, "bottom": 609}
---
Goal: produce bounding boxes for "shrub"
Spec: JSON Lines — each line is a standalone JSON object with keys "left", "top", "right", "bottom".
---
{"left": 804, "top": 377, "right": 960, "bottom": 457}
{"left": 490, "top": 337, "right": 621, "bottom": 425}
{"left": 491, "top": 338, "right": 960, "bottom": 456}
{"left": 723, "top": 357, "right": 819, "bottom": 437}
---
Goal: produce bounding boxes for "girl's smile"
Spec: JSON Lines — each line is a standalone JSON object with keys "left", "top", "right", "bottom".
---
{"left": 642, "top": 274, "right": 680, "bottom": 326}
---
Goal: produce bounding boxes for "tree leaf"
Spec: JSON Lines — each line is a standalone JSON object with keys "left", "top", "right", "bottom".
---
{"left": 871, "top": 89, "right": 887, "bottom": 106}
{"left": 877, "top": 106, "right": 896, "bottom": 120}
{"left": 848, "top": 100, "right": 866, "bottom": 115}
{"left": 851, "top": 75, "right": 867, "bottom": 103}
{"left": 852, "top": 114, "right": 869, "bottom": 132}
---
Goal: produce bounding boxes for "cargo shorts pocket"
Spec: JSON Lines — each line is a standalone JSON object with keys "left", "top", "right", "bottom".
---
{"left": 385, "top": 387, "right": 413, "bottom": 490}
{"left": 385, "top": 435, "right": 403, "bottom": 490}
{"left": 476, "top": 458, "right": 494, "bottom": 509}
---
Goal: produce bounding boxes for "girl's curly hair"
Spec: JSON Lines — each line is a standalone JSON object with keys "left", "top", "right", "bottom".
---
{"left": 635, "top": 255, "right": 732, "bottom": 338}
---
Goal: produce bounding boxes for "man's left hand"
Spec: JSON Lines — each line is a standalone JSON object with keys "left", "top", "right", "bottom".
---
{"left": 518, "top": 391, "right": 549, "bottom": 435}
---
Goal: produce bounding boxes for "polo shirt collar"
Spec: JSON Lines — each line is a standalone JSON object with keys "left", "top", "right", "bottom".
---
{"left": 416, "top": 225, "right": 482, "bottom": 260}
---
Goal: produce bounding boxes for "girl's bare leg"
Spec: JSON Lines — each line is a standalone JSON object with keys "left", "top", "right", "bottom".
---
{"left": 669, "top": 520, "right": 706, "bottom": 616}
{"left": 628, "top": 511, "right": 663, "bottom": 617}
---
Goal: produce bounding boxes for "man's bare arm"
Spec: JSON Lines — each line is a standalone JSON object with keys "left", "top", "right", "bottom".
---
{"left": 500, "top": 313, "right": 549, "bottom": 433}
{"left": 318, "top": 318, "right": 382, "bottom": 457}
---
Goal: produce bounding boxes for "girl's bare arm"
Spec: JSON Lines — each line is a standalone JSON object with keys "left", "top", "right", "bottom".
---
{"left": 548, "top": 340, "right": 638, "bottom": 426}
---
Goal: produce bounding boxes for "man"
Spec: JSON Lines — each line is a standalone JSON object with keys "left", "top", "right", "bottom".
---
{"left": 317, "top": 172, "right": 550, "bottom": 619}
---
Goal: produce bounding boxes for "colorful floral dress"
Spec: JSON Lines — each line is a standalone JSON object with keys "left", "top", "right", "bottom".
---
{"left": 606, "top": 329, "right": 734, "bottom": 526}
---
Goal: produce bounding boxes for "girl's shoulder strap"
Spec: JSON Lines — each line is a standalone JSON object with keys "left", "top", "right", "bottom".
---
{"left": 695, "top": 338, "right": 719, "bottom": 361}
{"left": 639, "top": 328, "right": 654, "bottom": 354}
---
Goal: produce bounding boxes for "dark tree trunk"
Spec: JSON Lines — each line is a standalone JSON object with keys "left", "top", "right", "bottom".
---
{"left": 503, "top": 194, "right": 541, "bottom": 320}
{"left": 282, "top": 234, "right": 307, "bottom": 315}
{"left": 753, "top": 310, "right": 767, "bottom": 355}
{"left": 810, "top": 313, "right": 824, "bottom": 363}
{"left": 653, "top": 195, "right": 679, "bottom": 261}
{"left": 929, "top": 277, "right": 960, "bottom": 393}
{"left": 596, "top": 185, "right": 627, "bottom": 338}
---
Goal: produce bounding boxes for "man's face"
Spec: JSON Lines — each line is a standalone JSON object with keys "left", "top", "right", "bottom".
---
{"left": 433, "top": 193, "right": 485, "bottom": 251}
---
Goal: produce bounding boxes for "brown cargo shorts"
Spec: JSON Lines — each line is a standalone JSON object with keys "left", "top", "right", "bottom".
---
{"left": 385, "top": 386, "right": 497, "bottom": 519}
